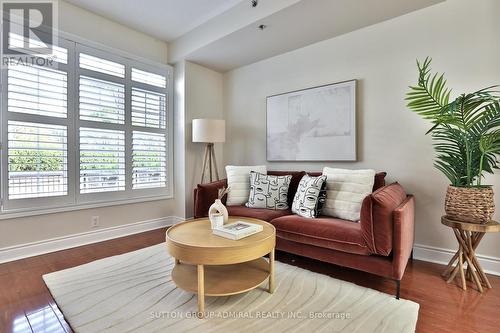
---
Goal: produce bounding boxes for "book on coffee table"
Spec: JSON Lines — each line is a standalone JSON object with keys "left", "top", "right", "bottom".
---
{"left": 213, "top": 221, "right": 263, "bottom": 240}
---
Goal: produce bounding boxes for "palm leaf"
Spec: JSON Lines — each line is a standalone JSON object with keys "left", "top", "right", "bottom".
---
{"left": 405, "top": 57, "right": 452, "bottom": 120}
{"left": 406, "top": 57, "right": 500, "bottom": 187}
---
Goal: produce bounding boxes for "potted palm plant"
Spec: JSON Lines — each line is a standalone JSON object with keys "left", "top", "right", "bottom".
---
{"left": 406, "top": 57, "right": 500, "bottom": 224}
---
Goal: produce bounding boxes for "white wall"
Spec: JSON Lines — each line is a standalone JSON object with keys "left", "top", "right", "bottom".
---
{"left": 173, "top": 61, "right": 187, "bottom": 218}
{"left": 183, "top": 62, "right": 224, "bottom": 218}
{"left": 59, "top": 1, "right": 168, "bottom": 64}
{"left": 223, "top": 0, "right": 500, "bottom": 258}
{"left": 0, "top": 1, "right": 173, "bottom": 250}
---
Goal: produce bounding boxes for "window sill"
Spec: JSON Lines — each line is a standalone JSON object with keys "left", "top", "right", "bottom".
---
{"left": 0, "top": 195, "right": 174, "bottom": 220}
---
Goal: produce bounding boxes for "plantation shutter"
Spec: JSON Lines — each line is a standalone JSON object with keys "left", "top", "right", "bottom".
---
{"left": 79, "top": 128, "right": 125, "bottom": 193}
{"left": 0, "top": 36, "right": 171, "bottom": 215}
{"left": 132, "top": 131, "right": 167, "bottom": 189}
{"left": 1, "top": 36, "right": 74, "bottom": 211}
{"left": 131, "top": 68, "right": 166, "bottom": 88}
{"left": 7, "top": 65, "right": 67, "bottom": 118}
{"left": 79, "top": 53, "right": 125, "bottom": 78}
{"left": 130, "top": 66, "right": 169, "bottom": 193}
{"left": 79, "top": 76, "right": 125, "bottom": 124}
{"left": 131, "top": 88, "right": 166, "bottom": 128}
{"left": 7, "top": 121, "right": 68, "bottom": 199}
{"left": 77, "top": 46, "right": 128, "bottom": 200}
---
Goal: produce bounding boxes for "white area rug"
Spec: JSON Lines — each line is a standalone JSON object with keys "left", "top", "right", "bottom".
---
{"left": 43, "top": 243, "right": 419, "bottom": 333}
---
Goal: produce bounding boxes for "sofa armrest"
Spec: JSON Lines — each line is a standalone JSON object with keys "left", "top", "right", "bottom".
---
{"left": 392, "top": 195, "right": 415, "bottom": 280}
{"left": 193, "top": 179, "right": 228, "bottom": 218}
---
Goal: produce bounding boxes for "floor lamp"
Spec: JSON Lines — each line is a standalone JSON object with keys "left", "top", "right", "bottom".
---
{"left": 192, "top": 119, "right": 225, "bottom": 183}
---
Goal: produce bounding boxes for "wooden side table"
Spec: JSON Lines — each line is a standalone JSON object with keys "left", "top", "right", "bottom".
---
{"left": 441, "top": 216, "right": 500, "bottom": 292}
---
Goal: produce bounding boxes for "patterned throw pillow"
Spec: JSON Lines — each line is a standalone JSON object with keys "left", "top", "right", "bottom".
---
{"left": 292, "top": 174, "right": 327, "bottom": 218}
{"left": 245, "top": 172, "right": 292, "bottom": 210}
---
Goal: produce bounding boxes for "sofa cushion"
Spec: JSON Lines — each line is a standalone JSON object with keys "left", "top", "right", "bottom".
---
{"left": 192, "top": 171, "right": 386, "bottom": 218}
{"left": 227, "top": 206, "right": 292, "bottom": 222}
{"left": 374, "top": 172, "right": 387, "bottom": 190}
{"left": 194, "top": 179, "right": 228, "bottom": 218}
{"left": 246, "top": 172, "right": 292, "bottom": 210}
{"left": 369, "top": 182, "right": 407, "bottom": 256}
{"left": 270, "top": 215, "right": 370, "bottom": 255}
{"left": 225, "top": 165, "right": 267, "bottom": 205}
{"left": 310, "top": 171, "right": 386, "bottom": 192}
{"left": 268, "top": 171, "right": 306, "bottom": 207}
{"left": 321, "top": 167, "right": 376, "bottom": 221}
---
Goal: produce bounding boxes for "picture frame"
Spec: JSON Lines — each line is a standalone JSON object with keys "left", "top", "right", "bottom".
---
{"left": 266, "top": 80, "right": 357, "bottom": 161}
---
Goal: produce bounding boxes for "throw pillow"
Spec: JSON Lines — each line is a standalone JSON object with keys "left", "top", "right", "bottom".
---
{"left": 246, "top": 172, "right": 292, "bottom": 210}
{"left": 225, "top": 165, "right": 267, "bottom": 206}
{"left": 292, "top": 174, "right": 327, "bottom": 218}
{"left": 322, "top": 167, "right": 376, "bottom": 221}
{"left": 267, "top": 171, "right": 306, "bottom": 208}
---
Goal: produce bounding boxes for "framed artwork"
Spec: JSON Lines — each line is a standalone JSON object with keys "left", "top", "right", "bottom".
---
{"left": 266, "top": 80, "right": 356, "bottom": 161}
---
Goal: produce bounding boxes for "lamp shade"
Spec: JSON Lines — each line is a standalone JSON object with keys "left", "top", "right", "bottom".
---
{"left": 192, "top": 119, "right": 225, "bottom": 143}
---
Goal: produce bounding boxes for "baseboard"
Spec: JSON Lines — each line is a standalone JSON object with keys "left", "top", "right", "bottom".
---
{"left": 0, "top": 216, "right": 185, "bottom": 264}
{"left": 413, "top": 243, "right": 500, "bottom": 276}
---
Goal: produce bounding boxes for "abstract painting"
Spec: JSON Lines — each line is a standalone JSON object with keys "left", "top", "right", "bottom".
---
{"left": 266, "top": 80, "right": 356, "bottom": 161}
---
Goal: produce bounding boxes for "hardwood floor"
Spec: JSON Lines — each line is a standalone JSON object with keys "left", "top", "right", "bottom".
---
{"left": 0, "top": 228, "right": 499, "bottom": 333}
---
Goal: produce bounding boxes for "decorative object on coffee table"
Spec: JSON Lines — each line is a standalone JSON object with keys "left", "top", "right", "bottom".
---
{"left": 208, "top": 187, "right": 229, "bottom": 227}
{"left": 441, "top": 216, "right": 500, "bottom": 292}
{"left": 192, "top": 119, "right": 225, "bottom": 183}
{"left": 266, "top": 80, "right": 356, "bottom": 161}
{"left": 166, "top": 217, "right": 275, "bottom": 318}
{"left": 406, "top": 57, "right": 500, "bottom": 224}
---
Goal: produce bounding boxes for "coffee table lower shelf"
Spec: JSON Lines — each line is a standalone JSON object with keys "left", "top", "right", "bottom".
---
{"left": 172, "top": 257, "right": 270, "bottom": 297}
{"left": 172, "top": 256, "right": 274, "bottom": 318}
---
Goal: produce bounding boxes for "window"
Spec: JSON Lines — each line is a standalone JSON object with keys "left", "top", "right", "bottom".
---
{"left": 131, "top": 88, "right": 166, "bottom": 128}
{"left": 8, "top": 32, "right": 69, "bottom": 64}
{"left": 132, "top": 131, "right": 167, "bottom": 189}
{"left": 8, "top": 65, "right": 67, "bottom": 118}
{"left": 79, "top": 53, "right": 125, "bottom": 78}
{"left": 132, "top": 68, "right": 166, "bottom": 88}
{"left": 79, "top": 128, "right": 125, "bottom": 194}
{"left": 1, "top": 37, "right": 172, "bottom": 213}
{"left": 79, "top": 76, "right": 125, "bottom": 124}
{"left": 7, "top": 121, "right": 67, "bottom": 199}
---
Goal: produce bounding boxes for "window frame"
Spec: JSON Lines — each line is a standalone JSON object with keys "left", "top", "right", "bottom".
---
{"left": 0, "top": 32, "right": 173, "bottom": 217}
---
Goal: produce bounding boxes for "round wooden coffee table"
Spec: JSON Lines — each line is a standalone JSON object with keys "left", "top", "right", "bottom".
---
{"left": 166, "top": 216, "right": 276, "bottom": 318}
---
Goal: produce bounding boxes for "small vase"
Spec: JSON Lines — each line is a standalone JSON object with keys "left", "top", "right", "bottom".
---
{"left": 208, "top": 199, "right": 228, "bottom": 228}
{"left": 444, "top": 185, "right": 495, "bottom": 224}
{"left": 210, "top": 213, "right": 224, "bottom": 229}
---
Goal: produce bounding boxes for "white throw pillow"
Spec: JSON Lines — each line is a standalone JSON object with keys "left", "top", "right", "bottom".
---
{"left": 226, "top": 165, "right": 267, "bottom": 206}
{"left": 322, "top": 167, "right": 375, "bottom": 221}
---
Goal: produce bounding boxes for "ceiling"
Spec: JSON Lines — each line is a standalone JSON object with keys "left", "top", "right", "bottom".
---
{"left": 65, "top": 0, "right": 243, "bottom": 41}
{"left": 182, "top": 0, "right": 444, "bottom": 72}
{"left": 65, "top": 0, "right": 445, "bottom": 72}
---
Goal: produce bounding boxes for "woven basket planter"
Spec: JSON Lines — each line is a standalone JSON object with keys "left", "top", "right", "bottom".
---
{"left": 444, "top": 185, "right": 495, "bottom": 224}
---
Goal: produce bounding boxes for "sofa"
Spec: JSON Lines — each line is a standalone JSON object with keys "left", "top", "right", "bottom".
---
{"left": 193, "top": 170, "right": 415, "bottom": 299}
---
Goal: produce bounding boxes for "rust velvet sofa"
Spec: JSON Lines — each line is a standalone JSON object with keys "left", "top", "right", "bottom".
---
{"left": 193, "top": 171, "right": 415, "bottom": 298}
